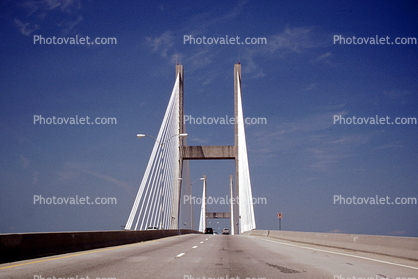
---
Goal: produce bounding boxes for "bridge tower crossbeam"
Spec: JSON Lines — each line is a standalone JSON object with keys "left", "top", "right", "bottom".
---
{"left": 126, "top": 64, "right": 256, "bottom": 234}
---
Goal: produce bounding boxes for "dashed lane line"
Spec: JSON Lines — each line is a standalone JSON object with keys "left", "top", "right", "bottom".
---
{"left": 176, "top": 253, "right": 185, "bottom": 258}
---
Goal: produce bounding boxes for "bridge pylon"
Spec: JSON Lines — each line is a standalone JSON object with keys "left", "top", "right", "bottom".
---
{"left": 126, "top": 64, "right": 256, "bottom": 234}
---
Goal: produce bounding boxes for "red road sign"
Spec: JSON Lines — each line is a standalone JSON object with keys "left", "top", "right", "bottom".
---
{"left": 277, "top": 212, "right": 283, "bottom": 219}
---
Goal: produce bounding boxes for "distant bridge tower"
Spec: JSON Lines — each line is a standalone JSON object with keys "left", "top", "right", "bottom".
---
{"left": 125, "top": 64, "right": 256, "bottom": 234}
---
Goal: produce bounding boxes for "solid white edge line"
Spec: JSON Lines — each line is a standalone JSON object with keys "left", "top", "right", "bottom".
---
{"left": 176, "top": 253, "right": 185, "bottom": 258}
{"left": 250, "top": 236, "right": 418, "bottom": 271}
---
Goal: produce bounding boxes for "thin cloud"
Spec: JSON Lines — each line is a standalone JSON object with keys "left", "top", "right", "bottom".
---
{"left": 60, "top": 14, "right": 83, "bottom": 35}
{"left": 312, "top": 52, "right": 333, "bottom": 65}
{"left": 57, "top": 163, "right": 81, "bottom": 181}
{"left": 182, "top": 49, "right": 219, "bottom": 74}
{"left": 146, "top": 31, "right": 176, "bottom": 57}
{"left": 21, "top": 0, "right": 80, "bottom": 14}
{"left": 304, "top": 83, "right": 317, "bottom": 91}
{"left": 241, "top": 26, "right": 330, "bottom": 77}
{"left": 32, "top": 171, "right": 39, "bottom": 185}
{"left": 186, "top": 0, "right": 247, "bottom": 36}
{"left": 240, "top": 53, "right": 265, "bottom": 78}
{"left": 144, "top": 1, "right": 248, "bottom": 75}
{"left": 14, "top": 18, "right": 39, "bottom": 36}
{"left": 81, "top": 169, "right": 132, "bottom": 193}
{"left": 15, "top": 0, "right": 82, "bottom": 35}
{"left": 56, "top": 161, "right": 132, "bottom": 193}
{"left": 306, "top": 133, "right": 371, "bottom": 171}
{"left": 20, "top": 154, "right": 30, "bottom": 168}
{"left": 247, "top": 106, "right": 376, "bottom": 171}
{"left": 382, "top": 89, "right": 414, "bottom": 105}
{"left": 146, "top": 10, "right": 328, "bottom": 80}
{"left": 374, "top": 141, "right": 403, "bottom": 150}
{"left": 266, "top": 26, "right": 326, "bottom": 55}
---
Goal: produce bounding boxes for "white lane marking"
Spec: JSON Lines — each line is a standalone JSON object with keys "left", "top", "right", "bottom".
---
{"left": 251, "top": 236, "right": 418, "bottom": 271}
{"left": 200, "top": 241, "right": 204, "bottom": 243}
{"left": 192, "top": 246, "right": 198, "bottom": 248}
{"left": 206, "top": 238, "right": 208, "bottom": 240}
{"left": 176, "top": 253, "right": 185, "bottom": 258}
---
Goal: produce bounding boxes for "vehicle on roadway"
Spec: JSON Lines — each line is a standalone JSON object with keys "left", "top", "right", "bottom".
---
{"left": 146, "top": 226, "right": 159, "bottom": 230}
{"left": 222, "top": 228, "right": 230, "bottom": 235}
{"left": 205, "top": 227, "right": 213, "bottom": 234}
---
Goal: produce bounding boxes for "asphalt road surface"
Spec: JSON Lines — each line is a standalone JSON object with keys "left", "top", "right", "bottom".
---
{"left": 1, "top": 234, "right": 417, "bottom": 279}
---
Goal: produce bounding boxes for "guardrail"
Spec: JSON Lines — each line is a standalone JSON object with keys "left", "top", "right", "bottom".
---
{"left": 244, "top": 230, "right": 418, "bottom": 261}
{"left": 0, "top": 229, "right": 200, "bottom": 264}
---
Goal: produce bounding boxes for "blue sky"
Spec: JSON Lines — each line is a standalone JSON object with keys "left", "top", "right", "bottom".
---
{"left": 0, "top": 0, "right": 417, "bottom": 236}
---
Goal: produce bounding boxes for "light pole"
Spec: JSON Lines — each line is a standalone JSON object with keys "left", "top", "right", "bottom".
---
{"left": 198, "top": 175, "right": 207, "bottom": 233}
{"left": 137, "top": 133, "right": 188, "bottom": 230}
{"left": 188, "top": 177, "right": 205, "bottom": 230}
{"left": 136, "top": 133, "right": 188, "bottom": 144}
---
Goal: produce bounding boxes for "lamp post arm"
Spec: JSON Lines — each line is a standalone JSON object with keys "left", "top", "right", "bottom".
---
{"left": 137, "top": 133, "right": 187, "bottom": 146}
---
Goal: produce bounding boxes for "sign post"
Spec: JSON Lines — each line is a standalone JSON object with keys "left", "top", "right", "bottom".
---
{"left": 277, "top": 212, "right": 283, "bottom": 230}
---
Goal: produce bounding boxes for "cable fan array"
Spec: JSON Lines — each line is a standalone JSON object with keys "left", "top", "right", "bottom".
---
{"left": 125, "top": 74, "right": 181, "bottom": 230}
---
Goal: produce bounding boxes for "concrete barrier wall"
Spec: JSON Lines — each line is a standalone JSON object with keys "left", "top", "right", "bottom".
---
{"left": 244, "top": 230, "right": 418, "bottom": 261}
{"left": 0, "top": 229, "right": 200, "bottom": 264}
